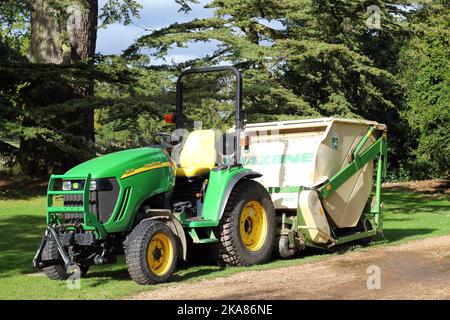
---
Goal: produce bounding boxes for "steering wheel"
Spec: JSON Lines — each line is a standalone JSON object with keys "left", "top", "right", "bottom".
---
{"left": 154, "top": 132, "right": 179, "bottom": 149}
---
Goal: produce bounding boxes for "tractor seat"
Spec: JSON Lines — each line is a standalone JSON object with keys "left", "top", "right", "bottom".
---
{"left": 173, "top": 129, "right": 217, "bottom": 177}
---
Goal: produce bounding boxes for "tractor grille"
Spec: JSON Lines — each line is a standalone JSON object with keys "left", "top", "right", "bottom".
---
{"left": 114, "top": 187, "right": 131, "bottom": 222}
{"left": 63, "top": 178, "right": 120, "bottom": 223}
{"left": 59, "top": 212, "right": 84, "bottom": 225}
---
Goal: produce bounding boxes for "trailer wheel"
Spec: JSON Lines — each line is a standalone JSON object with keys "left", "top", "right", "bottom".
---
{"left": 42, "top": 240, "right": 68, "bottom": 280}
{"left": 125, "top": 219, "right": 178, "bottom": 285}
{"left": 212, "top": 180, "right": 275, "bottom": 266}
{"left": 276, "top": 235, "right": 296, "bottom": 259}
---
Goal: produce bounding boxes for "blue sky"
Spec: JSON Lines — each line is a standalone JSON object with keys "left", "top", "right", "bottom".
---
{"left": 96, "top": 0, "right": 216, "bottom": 62}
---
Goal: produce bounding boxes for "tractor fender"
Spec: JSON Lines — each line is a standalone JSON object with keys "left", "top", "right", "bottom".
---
{"left": 217, "top": 170, "right": 262, "bottom": 221}
{"left": 141, "top": 209, "right": 188, "bottom": 261}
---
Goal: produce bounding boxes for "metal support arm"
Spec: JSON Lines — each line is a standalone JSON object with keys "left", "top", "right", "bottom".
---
{"left": 319, "top": 128, "right": 388, "bottom": 199}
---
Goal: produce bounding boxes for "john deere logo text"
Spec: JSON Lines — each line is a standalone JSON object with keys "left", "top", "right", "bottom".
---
{"left": 121, "top": 161, "right": 171, "bottom": 179}
{"left": 145, "top": 161, "right": 162, "bottom": 167}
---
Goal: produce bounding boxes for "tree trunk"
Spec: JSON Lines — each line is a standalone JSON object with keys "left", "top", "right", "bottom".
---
{"left": 63, "top": 0, "right": 98, "bottom": 170}
{"left": 30, "top": 0, "right": 63, "bottom": 64}
{"left": 68, "top": 0, "right": 98, "bottom": 61}
{"left": 20, "top": 0, "right": 98, "bottom": 176}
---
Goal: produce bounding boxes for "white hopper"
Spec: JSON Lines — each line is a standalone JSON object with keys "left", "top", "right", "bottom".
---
{"left": 242, "top": 118, "right": 387, "bottom": 228}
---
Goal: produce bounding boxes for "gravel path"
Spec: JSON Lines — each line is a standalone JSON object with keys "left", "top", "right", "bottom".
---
{"left": 131, "top": 235, "right": 450, "bottom": 300}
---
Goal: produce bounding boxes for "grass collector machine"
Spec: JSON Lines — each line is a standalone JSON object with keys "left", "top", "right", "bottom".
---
{"left": 32, "top": 66, "right": 388, "bottom": 284}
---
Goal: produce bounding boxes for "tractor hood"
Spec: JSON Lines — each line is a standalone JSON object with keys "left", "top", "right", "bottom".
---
{"left": 65, "top": 147, "right": 166, "bottom": 179}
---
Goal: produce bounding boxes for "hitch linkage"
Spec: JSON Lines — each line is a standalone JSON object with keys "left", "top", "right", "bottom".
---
{"left": 32, "top": 226, "right": 81, "bottom": 274}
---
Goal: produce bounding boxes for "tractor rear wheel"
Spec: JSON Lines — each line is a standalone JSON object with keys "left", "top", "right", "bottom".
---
{"left": 212, "top": 180, "right": 275, "bottom": 266}
{"left": 125, "top": 219, "right": 178, "bottom": 285}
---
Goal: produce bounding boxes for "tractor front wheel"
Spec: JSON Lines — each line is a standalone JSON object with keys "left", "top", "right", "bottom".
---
{"left": 42, "top": 240, "right": 68, "bottom": 280}
{"left": 125, "top": 219, "right": 178, "bottom": 285}
{"left": 41, "top": 241, "right": 90, "bottom": 280}
{"left": 212, "top": 180, "right": 275, "bottom": 266}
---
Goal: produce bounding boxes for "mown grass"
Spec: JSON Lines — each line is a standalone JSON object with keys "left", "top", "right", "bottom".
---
{"left": 0, "top": 191, "right": 448, "bottom": 299}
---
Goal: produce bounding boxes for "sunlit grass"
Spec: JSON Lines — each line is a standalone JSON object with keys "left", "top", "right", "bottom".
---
{"left": 0, "top": 191, "right": 448, "bottom": 299}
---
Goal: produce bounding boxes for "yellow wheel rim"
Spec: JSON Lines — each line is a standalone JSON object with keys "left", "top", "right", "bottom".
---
{"left": 239, "top": 201, "right": 268, "bottom": 251}
{"left": 147, "top": 233, "right": 174, "bottom": 276}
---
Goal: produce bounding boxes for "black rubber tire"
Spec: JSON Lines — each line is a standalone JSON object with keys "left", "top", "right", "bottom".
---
{"left": 41, "top": 241, "right": 90, "bottom": 280}
{"left": 42, "top": 240, "right": 68, "bottom": 280}
{"left": 275, "top": 235, "right": 296, "bottom": 259}
{"left": 212, "top": 180, "right": 275, "bottom": 266}
{"left": 124, "top": 219, "right": 178, "bottom": 285}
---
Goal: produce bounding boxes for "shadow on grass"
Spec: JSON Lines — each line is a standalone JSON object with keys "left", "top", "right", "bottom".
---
{"left": 381, "top": 228, "right": 436, "bottom": 242}
{"left": 80, "top": 226, "right": 435, "bottom": 285}
{"left": 0, "top": 190, "right": 446, "bottom": 284}
{"left": 0, "top": 179, "right": 47, "bottom": 200}
{"left": 0, "top": 221, "right": 439, "bottom": 282}
{"left": 85, "top": 259, "right": 225, "bottom": 286}
{"left": 332, "top": 227, "right": 437, "bottom": 254}
{"left": 383, "top": 192, "right": 449, "bottom": 215}
{"left": 0, "top": 215, "right": 45, "bottom": 277}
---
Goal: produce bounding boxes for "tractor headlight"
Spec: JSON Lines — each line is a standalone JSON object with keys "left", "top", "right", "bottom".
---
{"left": 92, "top": 179, "right": 113, "bottom": 191}
{"left": 62, "top": 181, "right": 71, "bottom": 191}
{"left": 61, "top": 179, "right": 112, "bottom": 191}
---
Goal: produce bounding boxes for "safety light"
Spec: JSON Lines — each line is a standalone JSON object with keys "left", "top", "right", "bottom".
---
{"left": 240, "top": 134, "right": 249, "bottom": 150}
{"left": 164, "top": 113, "right": 175, "bottom": 124}
{"left": 62, "top": 181, "right": 71, "bottom": 191}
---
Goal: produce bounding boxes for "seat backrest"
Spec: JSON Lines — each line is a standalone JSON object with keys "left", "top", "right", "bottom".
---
{"left": 178, "top": 130, "right": 217, "bottom": 176}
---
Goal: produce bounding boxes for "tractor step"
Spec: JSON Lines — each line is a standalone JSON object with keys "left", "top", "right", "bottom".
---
{"left": 187, "top": 228, "right": 218, "bottom": 244}
{"left": 183, "top": 219, "right": 217, "bottom": 228}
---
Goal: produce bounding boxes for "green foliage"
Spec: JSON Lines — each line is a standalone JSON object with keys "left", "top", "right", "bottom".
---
{"left": 175, "top": 0, "right": 199, "bottom": 13}
{"left": 0, "top": 59, "right": 137, "bottom": 175}
{"left": 98, "top": 0, "right": 142, "bottom": 26}
{"left": 0, "top": 0, "right": 145, "bottom": 176}
{"left": 125, "top": 0, "right": 409, "bottom": 170}
{"left": 399, "top": 2, "right": 450, "bottom": 178}
{"left": 94, "top": 56, "right": 175, "bottom": 153}
{"left": 0, "top": 0, "right": 30, "bottom": 62}
{"left": 0, "top": 0, "right": 448, "bottom": 179}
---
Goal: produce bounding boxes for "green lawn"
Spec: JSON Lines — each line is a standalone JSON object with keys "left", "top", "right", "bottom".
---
{"left": 0, "top": 191, "right": 449, "bottom": 300}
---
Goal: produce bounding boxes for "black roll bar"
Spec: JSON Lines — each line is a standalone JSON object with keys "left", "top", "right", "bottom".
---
{"left": 175, "top": 66, "right": 243, "bottom": 165}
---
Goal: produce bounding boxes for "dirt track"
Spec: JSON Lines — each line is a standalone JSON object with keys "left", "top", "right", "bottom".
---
{"left": 132, "top": 235, "right": 450, "bottom": 300}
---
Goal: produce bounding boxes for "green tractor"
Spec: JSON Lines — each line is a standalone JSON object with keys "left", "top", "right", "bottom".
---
{"left": 33, "top": 66, "right": 388, "bottom": 285}
{"left": 32, "top": 66, "right": 276, "bottom": 284}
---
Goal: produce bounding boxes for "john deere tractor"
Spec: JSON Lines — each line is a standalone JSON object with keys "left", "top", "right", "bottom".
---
{"left": 32, "top": 66, "right": 276, "bottom": 284}
{"left": 33, "top": 66, "right": 388, "bottom": 285}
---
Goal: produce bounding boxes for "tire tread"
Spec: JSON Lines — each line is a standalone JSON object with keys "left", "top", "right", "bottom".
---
{"left": 124, "top": 219, "right": 177, "bottom": 285}
{"left": 212, "top": 180, "right": 274, "bottom": 266}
